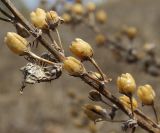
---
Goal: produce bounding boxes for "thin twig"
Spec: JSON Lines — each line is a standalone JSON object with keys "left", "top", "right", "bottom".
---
{"left": 152, "top": 103, "right": 159, "bottom": 124}
{"left": 88, "top": 57, "right": 105, "bottom": 81}
{"left": 55, "top": 28, "right": 64, "bottom": 53}
{"left": 27, "top": 51, "right": 56, "bottom": 65}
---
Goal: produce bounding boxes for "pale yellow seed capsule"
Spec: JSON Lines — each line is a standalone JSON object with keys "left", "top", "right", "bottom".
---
{"left": 122, "top": 26, "right": 137, "bottom": 40}
{"left": 119, "top": 95, "right": 138, "bottom": 110}
{"left": 95, "top": 34, "right": 106, "bottom": 46}
{"left": 4, "top": 32, "right": 28, "bottom": 55}
{"left": 46, "top": 11, "right": 59, "bottom": 21}
{"left": 30, "top": 8, "right": 47, "bottom": 29}
{"left": 70, "top": 38, "right": 93, "bottom": 60}
{"left": 117, "top": 73, "right": 136, "bottom": 95}
{"left": 62, "top": 13, "right": 72, "bottom": 23}
{"left": 96, "top": 10, "right": 107, "bottom": 24}
{"left": 63, "top": 56, "right": 85, "bottom": 76}
{"left": 72, "top": 3, "right": 84, "bottom": 15}
{"left": 137, "top": 84, "right": 155, "bottom": 105}
{"left": 86, "top": 2, "right": 96, "bottom": 12}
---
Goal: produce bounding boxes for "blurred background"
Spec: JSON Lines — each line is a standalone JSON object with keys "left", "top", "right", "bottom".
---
{"left": 0, "top": 0, "right": 160, "bottom": 133}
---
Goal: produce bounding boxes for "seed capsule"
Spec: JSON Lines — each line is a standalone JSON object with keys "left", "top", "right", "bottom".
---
{"left": 122, "top": 26, "right": 137, "bottom": 40}
{"left": 95, "top": 34, "right": 106, "bottom": 46}
{"left": 137, "top": 84, "right": 155, "bottom": 105}
{"left": 72, "top": 3, "right": 84, "bottom": 15}
{"left": 86, "top": 2, "right": 96, "bottom": 12}
{"left": 4, "top": 32, "right": 28, "bottom": 55}
{"left": 96, "top": 10, "right": 107, "bottom": 24}
{"left": 117, "top": 73, "right": 136, "bottom": 95}
{"left": 30, "top": 8, "right": 47, "bottom": 29}
{"left": 62, "top": 13, "right": 72, "bottom": 23}
{"left": 63, "top": 56, "right": 85, "bottom": 76}
{"left": 119, "top": 95, "right": 138, "bottom": 110}
{"left": 46, "top": 11, "right": 63, "bottom": 29}
{"left": 70, "top": 38, "right": 93, "bottom": 60}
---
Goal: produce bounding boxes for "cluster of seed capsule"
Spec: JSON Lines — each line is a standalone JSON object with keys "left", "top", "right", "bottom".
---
{"left": 3, "top": 4, "right": 158, "bottom": 130}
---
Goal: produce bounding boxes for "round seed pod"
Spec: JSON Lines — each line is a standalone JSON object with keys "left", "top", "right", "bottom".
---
{"left": 117, "top": 73, "right": 136, "bottom": 95}
{"left": 70, "top": 38, "right": 93, "bottom": 60}
{"left": 137, "top": 84, "right": 155, "bottom": 105}
{"left": 4, "top": 32, "right": 28, "bottom": 55}
{"left": 63, "top": 56, "right": 86, "bottom": 76}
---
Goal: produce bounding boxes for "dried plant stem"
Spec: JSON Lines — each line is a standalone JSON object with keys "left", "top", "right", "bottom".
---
{"left": 129, "top": 95, "right": 134, "bottom": 118}
{"left": 55, "top": 28, "right": 64, "bottom": 53}
{"left": 131, "top": 127, "right": 136, "bottom": 133}
{"left": 101, "top": 99, "right": 113, "bottom": 108}
{"left": 0, "top": 17, "right": 11, "bottom": 22}
{"left": 88, "top": 57, "right": 105, "bottom": 81}
{"left": 0, "top": 6, "right": 14, "bottom": 19}
{"left": 152, "top": 103, "right": 159, "bottom": 124}
{"left": 27, "top": 51, "right": 56, "bottom": 65}
{"left": 1, "top": 0, "right": 160, "bottom": 132}
{"left": 46, "top": 30, "right": 54, "bottom": 43}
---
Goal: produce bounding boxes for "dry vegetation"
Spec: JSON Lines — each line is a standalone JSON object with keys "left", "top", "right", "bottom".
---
{"left": 0, "top": 0, "right": 160, "bottom": 133}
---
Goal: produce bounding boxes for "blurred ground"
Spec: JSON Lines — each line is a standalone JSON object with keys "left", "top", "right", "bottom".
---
{"left": 0, "top": 0, "right": 160, "bottom": 133}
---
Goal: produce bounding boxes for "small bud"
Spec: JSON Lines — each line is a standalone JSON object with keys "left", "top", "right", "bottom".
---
{"left": 119, "top": 95, "right": 138, "bottom": 110}
{"left": 62, "top": 13, "right": 72, "bottom": 23}
{"left": 89, "top": 90, "right": 102, "bottom": 102}
{"left": 117, "top": 73, "right": 136, "bottom": 95}
{"left": 30, "top": 8, "right": 47, "bottom": 29}
{"left": 4, "top": 32, "right": 28, "bottom": 55}
{"left": 46, "top": 11, "right": 63, "bottom": 29}
{"left": 96, "top": 10, "right": 107, "bottom": 24}
{"left": 122, "top": 26, "right": 137, "bottom": 40}
{"left": 86, "top": 2, "right": 96, "bottom": 12}
{"left": 137, "top": 84, "right": 155, "bottom": 105}
{"left": 70, "top": 38, "right": 93, "bottom": 60}
{"left": 63, "top": 56, "right": 85, "bottom": 76}
{"left": 143, "top": 43, "right": 155, "bottom": 53}
{"left": 83, "top": 104, "right": 107, "bottom": 122}
{"left": 95, "top": 34, "right": 106, "bottom": 46}
{"left": 72, "top": 4, "right": 84, "bottom": 15}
